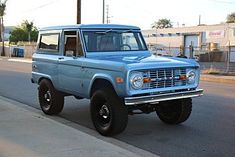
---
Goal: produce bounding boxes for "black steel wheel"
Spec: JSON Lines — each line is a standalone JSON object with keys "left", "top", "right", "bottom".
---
{"left": 156, "top": 98, "right": 192, "bottom": 124}
{"left": 38, "top": 79, "right": 64, "bottom": 115}
{"left": 90, "top": 88, "right": 128, "bottom": 136}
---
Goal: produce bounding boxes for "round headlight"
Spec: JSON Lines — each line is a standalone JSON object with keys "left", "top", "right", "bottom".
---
{"left": 187, "top": 70, "right": 196, "bottom": 84}
{"left": 130, "top": 73, "right": 143, "bottom": 89}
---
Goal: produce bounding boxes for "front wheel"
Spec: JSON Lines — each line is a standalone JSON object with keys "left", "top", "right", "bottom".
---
{"left": 90, "top": 88, "right": 128, "bottom": 136}
{"left": 156, "top": 98, "right": 192, "bottom": 124}
{"left": 38, "top": 79, "right": 64, "bottom": 115}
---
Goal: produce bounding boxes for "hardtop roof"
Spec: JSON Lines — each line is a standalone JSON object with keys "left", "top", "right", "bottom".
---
{"left": 40, "top": 24, "right": 140, "bottom": 31}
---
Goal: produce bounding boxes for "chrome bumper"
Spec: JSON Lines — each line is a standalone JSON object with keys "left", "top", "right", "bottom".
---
{"left": 124, "top": 89, "right": 203, "bottom": 105}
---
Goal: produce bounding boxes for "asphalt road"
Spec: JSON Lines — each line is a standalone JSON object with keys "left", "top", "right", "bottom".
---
{"left": 0, "top": 59, "right": 235, "bottom": 157}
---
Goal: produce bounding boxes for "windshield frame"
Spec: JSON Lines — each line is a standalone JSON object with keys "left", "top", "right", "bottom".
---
{"left": 81, "top": 29, "right": 148, "bottom": 53}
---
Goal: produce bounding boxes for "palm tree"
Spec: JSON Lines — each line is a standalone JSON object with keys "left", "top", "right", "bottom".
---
{"left": 0, "top": 0, "right": 7, "bottom": 56}
{"left": 22, "top": 20, "right": 34, "bottom": 43}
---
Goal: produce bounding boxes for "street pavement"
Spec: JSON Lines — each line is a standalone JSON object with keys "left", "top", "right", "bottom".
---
{"left": 0, "top": 96, "right": 157, "bottom": 157}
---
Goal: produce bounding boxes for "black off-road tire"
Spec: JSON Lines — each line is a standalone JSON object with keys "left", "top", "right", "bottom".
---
{"left": 38, "top": 79, "right": 64, "bottom": 115}
{"left": 156, "top": 98, "right": 192, "bottom": 124}
{"left": 90, "top": 88, "right": 128, "bottom": 136}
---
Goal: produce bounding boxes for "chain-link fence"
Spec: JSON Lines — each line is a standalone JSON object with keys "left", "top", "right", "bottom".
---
{"left": 148, "top": 45, "right": 235, "bottom": 75}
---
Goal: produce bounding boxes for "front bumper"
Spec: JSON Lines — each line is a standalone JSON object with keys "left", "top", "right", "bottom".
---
{"left": 124, "top": 89, "right": 203, "bottom": 105}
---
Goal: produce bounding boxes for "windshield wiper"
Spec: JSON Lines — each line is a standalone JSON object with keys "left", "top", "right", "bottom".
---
{"left": 95, "top": 29, "right": 113, "bottom": 35}
{"left": 95, "top": 29, "right": 135, "bottom": 35}
{"left": 120, "top": 29, "right": 133, "bottom": 33}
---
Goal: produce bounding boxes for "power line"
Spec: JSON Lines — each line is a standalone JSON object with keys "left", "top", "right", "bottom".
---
{"left": 22, "top": 0, "right": 63, "bottom": 13}
{"left": 208, "top": 0, "right": 235, "bottom": 5}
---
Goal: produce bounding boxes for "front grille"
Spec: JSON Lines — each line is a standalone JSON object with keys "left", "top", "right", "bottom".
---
{"left": 142, "top": 68, "right": 187, "bottom": 89}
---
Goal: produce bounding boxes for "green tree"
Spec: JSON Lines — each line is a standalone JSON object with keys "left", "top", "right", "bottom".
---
{"left": 226, "top": 12, "right": 235, "bottom": 23}
{"left": 21, "top": 20, "right": 34, "bottom": 42}
{"left": 152, "top": 18, "right": 173, "bottom": 29}
{"left": 9, "top": 28, "right": 27, "bottom": 43}
{"left": 0, "top": 0, "right": 7, "bottom": 56}
{"left": 9, "top": 20, "right": 38, "bottom": 44}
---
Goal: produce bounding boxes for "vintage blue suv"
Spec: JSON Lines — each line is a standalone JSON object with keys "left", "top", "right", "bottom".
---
{"left": 31, "top": 24, "right": 203, "bottom": 136}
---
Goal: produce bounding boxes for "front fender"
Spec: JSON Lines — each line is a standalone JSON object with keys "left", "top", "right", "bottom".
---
{"left": 88, "top": 73, "right": 116, "bottom": 95}
{"left": 32, "top": 72, "right": 53, "bottom": 85}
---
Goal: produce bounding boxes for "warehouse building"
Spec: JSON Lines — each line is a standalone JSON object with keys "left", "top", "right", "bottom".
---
{"left": 142, "top": 23, "right": 235, "bottom": 62}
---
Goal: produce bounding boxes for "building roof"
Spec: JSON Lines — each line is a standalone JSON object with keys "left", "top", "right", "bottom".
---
{"left": 143, "top": 23, "right": 235, "bottom": 34}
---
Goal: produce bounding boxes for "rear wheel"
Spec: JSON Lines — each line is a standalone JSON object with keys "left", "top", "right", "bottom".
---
{"left": 90, "top": 88, "right": 128, "bottom": 136}
{"left": 156, "top": 98, "right": 192, "bottom": 124}
{"left": 38, "top": 79, "right": 64, "bottom": 115}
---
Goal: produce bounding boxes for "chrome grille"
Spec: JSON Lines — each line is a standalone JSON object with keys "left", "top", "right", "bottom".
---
{"left": 143, "top": 68, "right": 187, "bottom": 89}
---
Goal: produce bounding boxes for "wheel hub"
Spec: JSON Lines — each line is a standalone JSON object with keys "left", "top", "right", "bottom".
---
{"left": 99, "top": 105, "right": 110, "bottom": 119}
{"left": 44, "top": 91, "right": 51, "bottom": 102}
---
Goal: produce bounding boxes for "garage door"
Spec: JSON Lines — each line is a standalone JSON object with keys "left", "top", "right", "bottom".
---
{"left": 184, "top": 35, "right": 198, "bottom": 58}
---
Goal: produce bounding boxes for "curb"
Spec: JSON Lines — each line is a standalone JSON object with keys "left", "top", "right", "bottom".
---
{"left": 200, "top": 75, "right": 235, "bottom": 84}
{"left": 8, "top": 58, "right": 32, "bottom": 63}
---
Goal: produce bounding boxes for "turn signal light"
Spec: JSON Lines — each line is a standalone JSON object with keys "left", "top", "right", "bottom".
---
{"left": 179, "top": 75, "right": 187, "bottom": 80}
{"left": 143, "top": 78, "right": 151, "bottom": 83}
{"left": 116, "top": 77, "right": 124, "bottom": 83}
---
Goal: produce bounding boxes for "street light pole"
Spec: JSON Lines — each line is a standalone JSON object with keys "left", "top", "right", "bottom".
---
{"left": 77, "top": 0, "right": 81, "bottom": 24}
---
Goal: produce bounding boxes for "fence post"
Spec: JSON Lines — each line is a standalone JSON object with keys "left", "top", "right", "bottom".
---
{"left": 226, "top": 41, "right": 231, "bottom": 73}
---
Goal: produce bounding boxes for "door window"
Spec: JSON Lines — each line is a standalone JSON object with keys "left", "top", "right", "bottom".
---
{"left": 39, "top": 34, "right": 60, "bottom": 52}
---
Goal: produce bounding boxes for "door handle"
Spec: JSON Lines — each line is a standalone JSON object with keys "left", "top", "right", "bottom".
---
{"left": 58, "top": 57, "right": 64, "bottom": 60}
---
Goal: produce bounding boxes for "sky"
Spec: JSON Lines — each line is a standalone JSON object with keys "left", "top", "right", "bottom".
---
{"left": 3, "top": 0, "right": 235, "bottom": 29}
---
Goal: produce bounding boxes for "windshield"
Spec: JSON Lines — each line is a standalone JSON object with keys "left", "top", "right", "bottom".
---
{"left": 82, "top": 30, "right": 147, "bottom": 52}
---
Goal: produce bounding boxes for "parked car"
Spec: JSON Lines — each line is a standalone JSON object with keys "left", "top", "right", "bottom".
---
{"left": 31, "top": 24, "right": 203, "bottom": 136}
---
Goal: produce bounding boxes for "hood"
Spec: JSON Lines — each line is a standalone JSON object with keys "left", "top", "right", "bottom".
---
{"left": 86, "top": 51, "right": 198, "bottom": 70}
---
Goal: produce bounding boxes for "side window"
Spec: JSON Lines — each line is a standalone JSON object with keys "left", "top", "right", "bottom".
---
{"left": 64, "top": 36, "right": 77, "bottom": 57}
{"left": 64, "top": 31, "right": 84, "bottom": 57}
{"left": 39, "top": 34, "right": 60, "bottom": 52}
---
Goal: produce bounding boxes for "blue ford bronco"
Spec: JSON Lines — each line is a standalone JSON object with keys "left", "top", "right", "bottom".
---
{"left": 31, "top": 24, "right": 203, "bottom": 136}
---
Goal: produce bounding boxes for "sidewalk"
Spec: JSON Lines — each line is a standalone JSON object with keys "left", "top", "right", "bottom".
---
{"left": 0, "top": 96, "right": 157, "bottom": 157}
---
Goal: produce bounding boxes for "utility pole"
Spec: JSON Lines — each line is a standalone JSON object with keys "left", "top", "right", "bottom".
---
{"left": 102, "top": 0, "right": 105, "bottom": 24}
{"left": 0, "top": 17, "right": 5, "bottom": 56}
{"left": 198, "top": 15, "right": 201, "bottom": 26}
{"left": 77, "top": 0, "right": 81, "bottom": 24}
